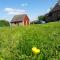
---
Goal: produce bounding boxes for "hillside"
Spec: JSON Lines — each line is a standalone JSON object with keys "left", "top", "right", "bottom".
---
{"left": 0, "top": 22, "right": 60, "bottom": 60}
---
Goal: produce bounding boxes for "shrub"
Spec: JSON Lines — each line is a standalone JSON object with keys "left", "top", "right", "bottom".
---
{"left": 0, "top": 20, "right": 10, "bottom": 27}
{"left": 38, "top": 15, "right": 45, "bottom": 21}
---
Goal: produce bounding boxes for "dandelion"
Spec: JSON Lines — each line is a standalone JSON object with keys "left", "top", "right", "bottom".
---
{"left": 32, "top": 47, "right": 40, "bottom": 55}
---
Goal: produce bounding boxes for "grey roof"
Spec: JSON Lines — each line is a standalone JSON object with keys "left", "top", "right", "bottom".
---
{"left": 51, "top": 3, "right": 60, "bottom": 12}
{"left": 45, "top": 2, "right": 60, "bottom": 16}
{"left": 11, "top": 14, "right": 27, "bottom": 23}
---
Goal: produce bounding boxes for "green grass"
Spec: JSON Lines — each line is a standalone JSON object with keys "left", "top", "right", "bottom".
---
{"left": 0, "top": 22, "right": 60, "bottom": 60}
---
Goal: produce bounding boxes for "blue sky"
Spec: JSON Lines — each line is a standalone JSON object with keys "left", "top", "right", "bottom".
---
{"left": 0, "top": 0, "right": 57, "bottom": 21}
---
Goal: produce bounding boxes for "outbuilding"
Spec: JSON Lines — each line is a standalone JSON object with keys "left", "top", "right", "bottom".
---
{"left": 44, "top": 1, "right": 60, "bottom": 22}
{"left": 10, "top": 14, "right": 30, "bottom": 26}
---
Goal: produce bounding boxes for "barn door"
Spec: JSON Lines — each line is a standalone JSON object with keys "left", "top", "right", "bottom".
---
{"left": 23, "top": 16, "right": 29, "bottom": 25}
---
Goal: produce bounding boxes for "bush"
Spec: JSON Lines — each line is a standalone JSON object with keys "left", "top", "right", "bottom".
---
{"left": 0, "top": 20, "right": 10, "bottom": 27}
{"left": 38, "top": 15, "right": 45, "bottom": 21}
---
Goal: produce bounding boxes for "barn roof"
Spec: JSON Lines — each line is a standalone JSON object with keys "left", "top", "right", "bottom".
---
{"left": 11, "top": 14, "right": 27, "bottom": 23}
{"left": 51, "top": 3, "right": 60, "bottom": 12}
{"left": 45, "top": 2, "right": 60, "bottom": 16}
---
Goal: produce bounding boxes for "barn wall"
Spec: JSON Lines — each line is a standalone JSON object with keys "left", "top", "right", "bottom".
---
{"left": 11, "top": 23, "right": 18, "bottom": 26}
{"left": 11, "top": 22, "right": 23, "bottom": 26}
{"left": 45, "top": 10, "right": 60, "bottom": 22}
{"left": 19, "top": 22, "right": 23, "bottom": 26}
{"left": 23, "top": 16, "right": 30, "bottom": 25}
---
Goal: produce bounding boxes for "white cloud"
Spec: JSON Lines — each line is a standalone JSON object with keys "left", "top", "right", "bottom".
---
{"left": 21, "top": 3, "right": 28, "bottom": 7}
{"left": 46, "top": 9, "right": 50, "bottom": 13}
{"left": 4, "top": 8, "right": 27, "bottom": 15}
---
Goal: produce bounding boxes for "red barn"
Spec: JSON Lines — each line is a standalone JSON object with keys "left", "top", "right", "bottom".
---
{"left": 10, "top": 14, "right": 30, "bottom": 26}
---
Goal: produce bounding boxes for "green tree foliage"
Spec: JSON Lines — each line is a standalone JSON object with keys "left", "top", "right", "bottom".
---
{"left": 38, "top": 15, "right": 45, "bottom": 20}
{"left": 0, "top": 20, "right": 10, "bottom": 27}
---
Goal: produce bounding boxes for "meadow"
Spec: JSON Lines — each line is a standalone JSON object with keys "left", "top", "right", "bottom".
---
{"left": 0, "top": 22, "right": 60, "bottom": 60}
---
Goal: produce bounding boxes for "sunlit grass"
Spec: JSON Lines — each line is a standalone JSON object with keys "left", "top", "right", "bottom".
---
{"left": 0, "top": 22, "right": 60, "bottom": 60}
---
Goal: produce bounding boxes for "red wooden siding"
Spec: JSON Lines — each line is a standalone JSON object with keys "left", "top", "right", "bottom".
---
{"left": 23, "top": 16, "right": 30, "bottom": 25}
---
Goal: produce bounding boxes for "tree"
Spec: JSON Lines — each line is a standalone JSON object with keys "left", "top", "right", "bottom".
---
{"left": 38, "top": 15, "right": 45, "bottom": 21}
{"left": 0, "top": 20, "right": 10, "bottom": 27}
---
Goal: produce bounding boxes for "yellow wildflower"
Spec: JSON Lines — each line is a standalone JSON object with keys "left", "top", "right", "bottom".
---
{"left": 32, "top": 47, "right": 40, "bottom": 54}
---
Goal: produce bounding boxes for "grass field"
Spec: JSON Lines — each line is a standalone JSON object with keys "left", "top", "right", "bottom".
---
{"left": 0, "top": 22, "right": 60, "bottom": 60}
